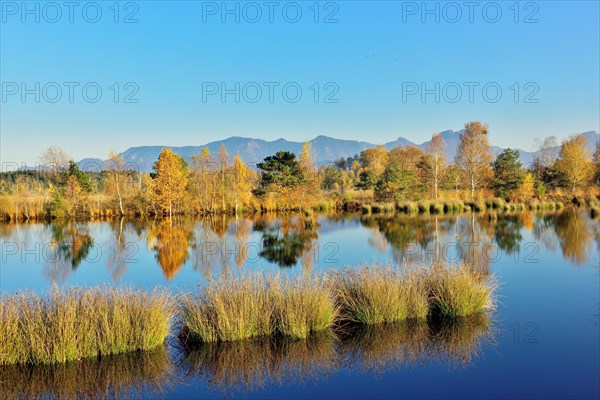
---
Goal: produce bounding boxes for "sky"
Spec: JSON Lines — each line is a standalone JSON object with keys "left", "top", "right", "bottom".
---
{"left": 1, "top": 0, "right": 599, "bottom": 165}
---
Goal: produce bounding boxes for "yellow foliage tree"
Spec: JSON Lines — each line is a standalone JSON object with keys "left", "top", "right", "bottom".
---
{"left": 555, "top": 134, "right": 593, "bottom": 193}
{"left": 298, "top": 141, "right": 319, "bottom": 209}
{"left": 514, "top": 172, "right": 534, "bottom": 201}
{"left": 153, "top": 148, "right": 188, "bottom": 218}
{"left": 231, "top": 154, "right": 256, "bottom": 214}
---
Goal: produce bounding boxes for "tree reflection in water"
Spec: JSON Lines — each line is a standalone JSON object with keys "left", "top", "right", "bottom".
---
{"left": 1, "top": 207, "right": 595, "bottom": 286}
{"left": 43, "top": 221, "right": 94, "bottom": 284}
{"left": 253, "top": 214, "right": 319, "bottom": 269}
{"left": 147, "top": 218, "right": 194, "bottom": 279}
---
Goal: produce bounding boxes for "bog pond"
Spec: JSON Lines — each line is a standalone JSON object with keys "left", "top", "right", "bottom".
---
{"left": 0, "top": 209, "right": 598, "bottom": 399}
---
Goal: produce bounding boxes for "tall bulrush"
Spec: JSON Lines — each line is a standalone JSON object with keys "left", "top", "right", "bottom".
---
{"left": 0, "top": 286, "right": 175, "bottom": 365}
{"left": 331, "top": 265, "right": 429, "bottom": 325}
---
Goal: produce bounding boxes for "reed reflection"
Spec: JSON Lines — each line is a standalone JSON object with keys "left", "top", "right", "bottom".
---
{"left": 181, "top": 314, "right": 493, "bottom": 393}
{"left": 0, "top": 346, "right": 175, "bottom": 400}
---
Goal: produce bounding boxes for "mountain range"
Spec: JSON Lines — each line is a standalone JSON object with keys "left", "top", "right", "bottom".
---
{"left": 78, "top": 130, "right": 600, "bottom": 173}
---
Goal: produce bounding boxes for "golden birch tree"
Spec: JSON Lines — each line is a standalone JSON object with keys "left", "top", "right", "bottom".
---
{"left": 153, "top": 148, "right": 188, "bottom": 218}
{"left": 555, "top": 134, "right": 593, "bottom": 193}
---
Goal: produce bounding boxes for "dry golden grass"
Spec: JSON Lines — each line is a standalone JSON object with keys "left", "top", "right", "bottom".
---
{"left": 269, "top": 275, "right": 337, "bottom": 339}
{"left": 180, "top": 274, "right": 337, "bottom": 343}
{"left": 180, "top": 275, "right": 273, "bottom": 343}
{"left": 181, "top": 264, "right": 495, "bottom": 344}
{"left": 426, "top": 264, "right": 496, "bottom": 318}
{"left": 0, "top": 286, "right": 175, "bottom": 365}
{"left": 331, "top": 265, "right": 429, "bottom": 325}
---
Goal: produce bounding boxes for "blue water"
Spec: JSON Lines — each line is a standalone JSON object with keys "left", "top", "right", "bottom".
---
{"left": 0, "top": 209, "right": 598, "bottom": 399}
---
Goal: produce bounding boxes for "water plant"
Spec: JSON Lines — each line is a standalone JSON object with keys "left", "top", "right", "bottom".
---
{"left": 0, "top": 286, "right": 175, "bottom": 365}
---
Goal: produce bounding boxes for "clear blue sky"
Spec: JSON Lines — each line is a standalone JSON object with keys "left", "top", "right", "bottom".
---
{"left": 1, "top": 0, "right": 599, "bottom": 165}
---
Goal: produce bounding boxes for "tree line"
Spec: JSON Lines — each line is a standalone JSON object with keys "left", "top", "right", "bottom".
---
{"left": 0, "top": 121, "right": 599, "bottom": 220}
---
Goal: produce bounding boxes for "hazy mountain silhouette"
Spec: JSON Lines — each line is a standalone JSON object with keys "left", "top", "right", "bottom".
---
{"left": 77, "top": 131, "right": 599, "bottom": 173}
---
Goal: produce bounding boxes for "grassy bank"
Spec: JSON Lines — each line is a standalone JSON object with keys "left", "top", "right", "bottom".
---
{"left": 0, "top": 287, "right": 175, "bottom": 365}
{"left": 181, "top": 264, "right": 495, "bottom": 344}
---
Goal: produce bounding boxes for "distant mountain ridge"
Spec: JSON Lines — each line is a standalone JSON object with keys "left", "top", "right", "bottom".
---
{"left": 77, "top": 130, "right": 600, "bottom": 173}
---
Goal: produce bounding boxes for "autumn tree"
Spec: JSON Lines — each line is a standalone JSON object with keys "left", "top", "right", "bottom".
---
{"left": 426, "top": 133, "right": 446, "bottom": 199}
{"left": 532, "top": 136, "right": 558, "bottom": 175}
{"left": 593, "top": 141, "right": 600, "bottom": 186}
{"left": 555, "top": 134, "right": 593, "bottom": 193}
{"left": 514, "top": 172, "right": 535, "bottom": 201}
{"left": 153, "top": 148, "right": 188, "bottom": 218}
{"left": 217, "top": 144, "right": 230, "bottom": 211}
{"left": 298, "top": 141, "right": 319, "bottom": 208}
{"left": 374, "top": 145, "right": 424, "bottom": 202}
{"left": 190, "top": 147, "right": 217, "bottom": 213}
{"left": 39, "top": 146, "right": 70, "bottom": 176}
{"left": 231, "top": 154, "right": 255, "bottom": 214}
{"left": 357, "top": 145, "right": 389, "bottom": 190}
{"left": 106, "top": 151, "right": 126, "bottom": 215}
{"left": 455, "top": 121, "right": 493, "bottom": 198}
{"left": 38, "top": 147, "right": 70, "bottom": 203}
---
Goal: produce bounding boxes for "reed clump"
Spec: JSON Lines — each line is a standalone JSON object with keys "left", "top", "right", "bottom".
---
{"left": 426, "top": 264, "right": 496, "bottom": 318}
{"left": 181, "top": 264, "right": 496, "bottom": 344}
{"left": 430, "top": 201, "right": 444, "bottom": 214}
{"left": 180, "top": 274, "right": 337, "bottom": 343}
{"left": 398, "top": 201, "right": 419, "bottom": 214}
{"left": 331, "top": 265, "right": 430, "bottom": 325}
{"left": 442, "top": 199, "right": 465, "bottom": 213}
{"left": 180, "top": 276, "right": 273, "bottom": 343}
{"left": 0, "top": 286, "right": 175, "bottom": 365}
{"left": 270, "top": 276, "right": 337, "bottom": 340}
{"left": 371, "top": 203, "right": 395, "bottom": 214}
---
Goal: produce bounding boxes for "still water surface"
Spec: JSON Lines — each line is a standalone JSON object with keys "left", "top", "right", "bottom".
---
{"left": 1, "top": 209, "right": 598, "bottom": 399}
